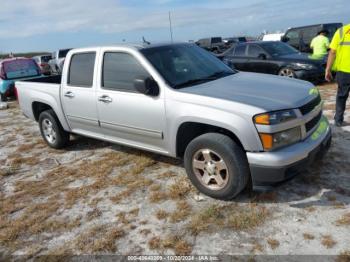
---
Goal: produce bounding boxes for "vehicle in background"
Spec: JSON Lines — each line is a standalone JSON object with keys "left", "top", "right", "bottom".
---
{"left": 0, "top": 57, "right": 42, "bottom": 101}
{"left": 262, "top": 33, "right": 284, "bottom": 41}
{"left": 223, "top": 37, "right": 248, "bottom": 44}
{"left": 16, "top": 43, "right": 331, "bottom": 200}
{"left": 281, "top": 23, "right": 343, "bottom": 53}
{"left": 223, "top": 41, "right": 326, "bottom": 83}
{"left": 196, "top": 37, "right": 226, "bottom": 53}
{"left": 48, "top": 48, "right": 72, "bottom": 74}
{"left": 33, "top": 55, "right": 52, "bottom": 75}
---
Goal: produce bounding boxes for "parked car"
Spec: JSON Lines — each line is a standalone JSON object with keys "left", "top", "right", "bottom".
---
{"left": 16, "top": 43, "right": 331, "bottom": 200}
{"left": 33, "top": 55, "right": 52, "bottom": 75}
{"left": 281, "top": 23, "right": 342, "bottom": 53}
{"left": 196, "top": 37, "right": 226, "bottom": 53}
{"left": 222, "top": 41, "right": 326, "bottom": 83}
{"left": 0, "top": 57, "right": 42, "bottom": 101}
{"left": 262, "top": 33, "right": 284, "bottom": 41}
{"left": 223, "top": 37, "right": 248, "bottom": 44}
{"left": 48, "top": 48, "right": 72, "bottom": 74}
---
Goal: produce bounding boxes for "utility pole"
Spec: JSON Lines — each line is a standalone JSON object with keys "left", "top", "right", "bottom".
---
{"left": 168, "top": 11, "right": 173, "bottom": 43}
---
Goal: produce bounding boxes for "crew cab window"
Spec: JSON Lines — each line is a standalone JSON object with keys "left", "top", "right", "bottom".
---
{"left": 102, "top": 52, "right": 149, "bottom": 92}
{"left": 285, "top": 30, "right": 299, "bottom": 45}
{"left": 68, "top": 52, "right": 96, "bottom": 87}
{"left": 233, "top": 45, "right": 246, "bottom": 56}
{"left": 247, "top": 45, "right": 265, "bottom": 57}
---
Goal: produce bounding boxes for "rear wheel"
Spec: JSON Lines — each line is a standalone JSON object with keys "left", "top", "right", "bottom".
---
{"left": 278, "top": 67, "right": 296, "bottom": 78}
{"left": 184, "top": 133, "right": 249, "bottom": 200}
{"left": 39, "top": 109, "right": 69, "bottom": 149}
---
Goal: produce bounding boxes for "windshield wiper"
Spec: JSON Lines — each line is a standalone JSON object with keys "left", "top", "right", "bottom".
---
{"left": 173, "top": 71, "right": 234, "bottom": 89}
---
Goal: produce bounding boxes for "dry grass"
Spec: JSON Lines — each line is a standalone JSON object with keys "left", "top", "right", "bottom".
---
{"left": 169, "top": 200, "right": 191, "bottom": 223}
{"left": 167, "top": 177, "right": 193, "bottom": 200}
{"left": 155, "top": 209, "right": 169, "bottom": 220}
{"left": 86, "top": 208, "right": 102, "bottom": 221}
{"left": 335, "top": 213, "right": 350, "bottom": 226}
{"left": 303, "top": 233, "right": 315, "bottom": 240}
{"left": 336, "top": 250, "right": 350, "bottom": 262}
{"left": 149, "top": 191, "right": 168, "bottom": 203}
{"left": 156, "top": 171, "right": 177, "bottom": 179}
{"left": 267, "top": 238, "right": 280, "bottom": 250}
{"left": 149, "top": 235, "right": 192, "bottom": 255}
{"left": 321, "top": 235, "right": 337, "bottom": 249}
{"left": 251, "top": 241, "right": 264, "bottom": 253}
{"left": 188, "top": 204, "right": 270, "bottom": 235}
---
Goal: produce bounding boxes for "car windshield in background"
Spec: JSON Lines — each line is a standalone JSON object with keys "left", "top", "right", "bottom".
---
{"left": 141, "top": 44, "right": 235, "bottom": 89}
{"left": 3, "top": 59, "right": 39, "bottom": 79}
{"left": 41, "top": 55, "right": 52, "bottom": 63}
{"left": 58, "top": 49, "right": 71, "bottom": 58}
{"left": 260, "top": 42, "right": 299, "bottom": 56}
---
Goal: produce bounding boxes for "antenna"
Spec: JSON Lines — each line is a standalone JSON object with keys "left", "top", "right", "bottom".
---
{"left": 168, "top": 11, "right": 173, "bottom": 43}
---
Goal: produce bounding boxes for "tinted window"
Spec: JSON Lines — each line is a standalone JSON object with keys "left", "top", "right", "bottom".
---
{"left": 59, "top": 49, "right": 71, "bottom": 58}
{"left": 41, "top": 55, "right": 52, "bottom": 63}
{"left": 303, "top": 27, "right": 319, "bottom": 42}
{"left": 233, "top": 45, "right": 246, "bottom": 56}
{"left": 285, "top": 29, "right": 300, "bottom": 46}
{"left": 247, "top": 45, "right": 265, "bottom": 57}
{"left": 68, "top": 52, "right": 95, "bottom": 87}
{"left": 211, "top": 37, "right": 222, "bottom": 44}
{"left": 260, "top": 42, "right": 298, "bottom": 56}
{"left": 102, "top": 52, "right": 149, "bottom": 92}
{"left": 324, "top": 24, "right": 342, "bottom": 39}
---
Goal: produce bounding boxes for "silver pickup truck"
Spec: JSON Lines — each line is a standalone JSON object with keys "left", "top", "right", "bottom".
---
{"left": 16, "top": 43, "right": 331, "bottom": 200}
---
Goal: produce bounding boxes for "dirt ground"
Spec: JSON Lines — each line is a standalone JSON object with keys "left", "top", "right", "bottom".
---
{"left": 0, "top": 82, "right": 349, "bottom": 259}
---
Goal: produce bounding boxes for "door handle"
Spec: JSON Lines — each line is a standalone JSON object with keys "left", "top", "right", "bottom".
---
{"left": 98, "top": 95, "right": 113, "bottom": 103}
{"left": 64, "top": 91, "right": 75, "bottom": 98}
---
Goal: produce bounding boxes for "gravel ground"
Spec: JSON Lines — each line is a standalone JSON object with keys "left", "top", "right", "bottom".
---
{"left": 0, "top": 82, "right": 349, "bottom": 259}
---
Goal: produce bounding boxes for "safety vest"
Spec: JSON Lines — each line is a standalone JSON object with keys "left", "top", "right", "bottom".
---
{"left": 330, "top": 24, "right": 350, "bottom": 73}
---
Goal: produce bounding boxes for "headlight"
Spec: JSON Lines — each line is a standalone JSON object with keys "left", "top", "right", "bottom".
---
{"left": 259, "top": 127, "right": 301, "bottom": 151}
{"left": 254, "top": 110, "right": 297, "bottom": 125}
{"left": 292, "top": 63, "right": 316, "bottom": 70}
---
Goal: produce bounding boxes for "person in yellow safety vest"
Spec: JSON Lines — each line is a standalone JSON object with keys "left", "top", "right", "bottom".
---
{"left": 310, "top": 29, "right": 329, "bottom": 59}
{"left": 325, "top": 24, "right": 350, "bottom": 127}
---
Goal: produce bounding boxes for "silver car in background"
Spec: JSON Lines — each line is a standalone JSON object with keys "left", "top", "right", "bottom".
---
{"left": 48, "top": 48, "right": 71, "bottom": 74}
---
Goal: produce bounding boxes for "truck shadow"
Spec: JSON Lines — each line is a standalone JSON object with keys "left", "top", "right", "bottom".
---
{"left": 63, "top": 125, "right": 350, "bottom": 208}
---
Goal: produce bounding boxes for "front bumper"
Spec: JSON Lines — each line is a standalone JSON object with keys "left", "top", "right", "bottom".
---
{"left": 247, "top": 116, "right": 331, "bottom": 187}
{"left": 295, "top": 68, "right": 324, "bottom": 83}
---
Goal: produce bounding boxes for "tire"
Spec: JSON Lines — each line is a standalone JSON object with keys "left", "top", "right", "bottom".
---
{"left": 184, "top": 133, "right": 249, "bottom": 200}
{"left": 38, "top": 109, "right": 69, "bottom": 149}
{"left": 278, "top": 67, "right": 296, "bottom": 78}
{"left": 0, "top": 93, "right": 6, "bottom": 102}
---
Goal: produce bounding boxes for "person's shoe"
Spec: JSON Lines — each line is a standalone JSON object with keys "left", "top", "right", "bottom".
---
{"left": 335, "top": 121, "right": 343, "bottom": 127}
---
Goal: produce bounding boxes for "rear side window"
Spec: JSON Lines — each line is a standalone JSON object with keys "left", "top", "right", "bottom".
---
{"left": 247, "top": 45, "right": 265, "bottom": 57}
{"left": 102, "top": 52, "right": 149, "bottom": 92}
{"left": 233, "top": 45, "right": 246, "bottom": 56}
{"left": 68, "top": 52, "right": 96, "bottom": 87}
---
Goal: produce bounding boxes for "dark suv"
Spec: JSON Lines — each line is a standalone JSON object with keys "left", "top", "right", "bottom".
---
{"left": 282, "top": 23, "right": 342, "bottom": 53}
{"left": 196, "top": 37, "right": 226, "bottom": 53}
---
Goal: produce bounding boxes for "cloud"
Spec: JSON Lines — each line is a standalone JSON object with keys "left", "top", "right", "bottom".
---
{"left": 0, "top": 0, "right": 346, "bottom": 40}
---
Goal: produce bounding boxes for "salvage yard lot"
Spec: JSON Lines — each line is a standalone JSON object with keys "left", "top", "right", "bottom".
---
{"left": 0, "top": 83, "right": 350, "bottom": 258}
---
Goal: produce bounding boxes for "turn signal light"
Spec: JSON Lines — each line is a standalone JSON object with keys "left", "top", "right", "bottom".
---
{"left": 254, "top": 114, "right": 270, "bottom": 125}
{"left": 259, "top": 133, "right": 273, "bottom": 150}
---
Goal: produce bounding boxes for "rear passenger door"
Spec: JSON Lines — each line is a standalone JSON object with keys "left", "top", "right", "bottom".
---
{"left": 61, "top": 51, "right": 101, "bottom": 135}
{"left": 96, "top": 50, "right": 167, "bottom": 153}
{"left": 227, "top": 44, "right": 249, "bottom": 71}
{"left": 246, "top": 44, "right": 272, "bottom": 74}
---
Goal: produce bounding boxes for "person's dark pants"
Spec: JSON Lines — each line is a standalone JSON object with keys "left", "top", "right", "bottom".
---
{"left": 335, "top": 71, "right": 350, "bottom": 124}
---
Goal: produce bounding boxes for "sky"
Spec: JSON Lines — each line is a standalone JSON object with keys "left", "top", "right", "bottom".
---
{"left": 0, "top": 0, "right": 348, "bottom": 53}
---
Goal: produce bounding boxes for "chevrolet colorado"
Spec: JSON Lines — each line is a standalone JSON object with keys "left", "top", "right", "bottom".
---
{"left": 16, "top": 43, "right": 331, "bottom": 200}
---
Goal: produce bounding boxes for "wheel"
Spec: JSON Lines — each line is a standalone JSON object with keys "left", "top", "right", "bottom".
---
{"left": 39, "top": 109, "right": 69, "bottom": 149}
{"left": 0, "top": 93, "right": 6, "bottom": 102}
{"left": 184, "top": 133, "right": 249, "bottom": 200}
{"left": 278, "top": 67, "right": 296, "bottom": 78}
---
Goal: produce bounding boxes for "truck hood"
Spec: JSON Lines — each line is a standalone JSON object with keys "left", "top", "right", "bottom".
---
{"left": 178, "top": 72, "right": 316, "bottom": 111}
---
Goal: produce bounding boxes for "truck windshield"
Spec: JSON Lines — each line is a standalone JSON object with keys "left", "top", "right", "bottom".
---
{"left": 141, "top": 44, "right": 235, "bottom": 89}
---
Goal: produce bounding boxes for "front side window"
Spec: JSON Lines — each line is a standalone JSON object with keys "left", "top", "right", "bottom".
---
{"left": 247, "top": 45, "right": 265, "bottom": 57}
{"left": 102, "top": 52, "right": 150, "bottom": 92}
{"left": 68, "top": 52, "right": 96, "bottom": 87}
{"left": 234, "top": 45, "right": 246, "bottom": 56}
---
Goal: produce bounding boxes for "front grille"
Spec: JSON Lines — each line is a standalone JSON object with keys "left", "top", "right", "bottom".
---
{"left": 299, "top": 95, "right": 321, "bottom": 115}
{"left": 305, "top": 111, "right": 322, "bottom": 132}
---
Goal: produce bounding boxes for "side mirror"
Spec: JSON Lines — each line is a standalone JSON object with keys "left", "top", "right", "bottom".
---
{"left": 134, "top": 76, "right": 159, "bottom": 97}
{"left": 258, "top": 53, "right": 267, "bottom": 60}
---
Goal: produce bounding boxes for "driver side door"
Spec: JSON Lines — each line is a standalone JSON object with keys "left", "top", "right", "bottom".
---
{"left": 96, "top": 50, "right": 167, "bottom": 153}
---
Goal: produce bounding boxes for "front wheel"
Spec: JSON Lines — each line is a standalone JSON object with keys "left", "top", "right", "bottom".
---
{"left": 39, "top": 109, "right": 69, "bottom": 149}
{"left": 278, "top": 67, "right": 296, "bottom": 78}
{"left": 184, "top": 133, "right": 249, "bottom": 200}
